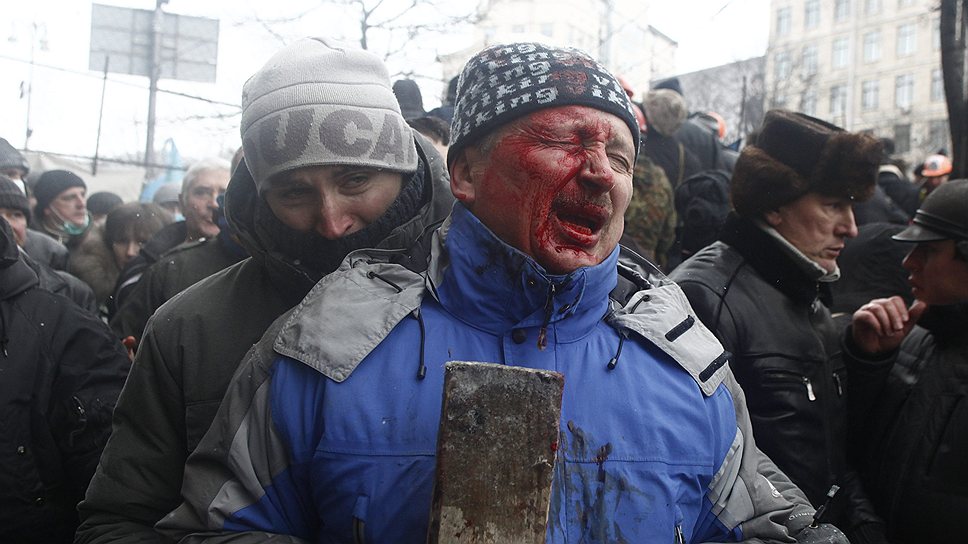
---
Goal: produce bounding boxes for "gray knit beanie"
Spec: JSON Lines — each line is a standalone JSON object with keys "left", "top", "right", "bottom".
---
{"left": 240, "top": 37, "right": 418, "bottom": 192}
{"left": 448, "top": 42, "right": 641, "bottom": 167}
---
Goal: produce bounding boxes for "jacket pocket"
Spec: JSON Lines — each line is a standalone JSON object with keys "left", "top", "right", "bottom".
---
{"left": 763, "top": 369, "right": 816, "bottom": 401}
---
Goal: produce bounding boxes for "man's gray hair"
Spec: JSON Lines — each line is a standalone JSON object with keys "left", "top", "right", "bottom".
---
{"left": 181, "top": 157, "right": 231, "bottom": 197}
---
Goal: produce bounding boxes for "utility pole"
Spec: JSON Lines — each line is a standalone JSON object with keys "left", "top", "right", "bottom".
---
{"left": 145, "top": 0, "right": 168, "bottom": 179}
{"left": 23, "top": 23, "right": 47, "bottom": 151}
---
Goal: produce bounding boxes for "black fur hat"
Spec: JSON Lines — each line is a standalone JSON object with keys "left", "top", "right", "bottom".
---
{"left": 731, "top": 110, "right": 881, "bottom": 217}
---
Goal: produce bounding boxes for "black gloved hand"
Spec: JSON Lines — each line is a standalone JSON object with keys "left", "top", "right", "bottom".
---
{"left": 794, "top": 523, "right": 850, "bottom": 544}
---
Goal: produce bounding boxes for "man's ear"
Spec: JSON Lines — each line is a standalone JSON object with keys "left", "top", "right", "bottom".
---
{"left": 449, "top": 147, "right": 480, "bottom": 205}
{"left": 763, "top": 208, "right": 783, "bottom": 228}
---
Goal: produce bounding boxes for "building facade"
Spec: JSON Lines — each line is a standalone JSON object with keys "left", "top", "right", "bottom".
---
{"left": 669, "top": 57, "right": 767, "bottom": 147}
{"left": 767, "top": 0, "right": 948, "bottom": 166}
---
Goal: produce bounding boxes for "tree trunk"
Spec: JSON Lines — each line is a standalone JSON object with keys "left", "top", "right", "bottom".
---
{"left": 941, "top": 0, "right": 968, "bottom": 177}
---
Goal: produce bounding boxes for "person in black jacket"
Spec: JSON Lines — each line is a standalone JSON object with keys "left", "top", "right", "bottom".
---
{"left": 0, "top": 218, "right": 129, "bottom": 544}
{"left": 847, "top": 179, "right": 968, "bottom": 542}
{"left": 670, "top": 110, "right": 889, "bottom": 543}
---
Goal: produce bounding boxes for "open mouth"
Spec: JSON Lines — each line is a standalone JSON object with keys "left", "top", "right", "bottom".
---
{"left": 555, "top": 205, "right": 607, "bottom": 241}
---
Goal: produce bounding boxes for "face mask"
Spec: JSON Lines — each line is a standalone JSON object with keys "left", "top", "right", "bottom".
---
{"left": 61, "top": 213, "right": 90, "bottom": 236}
{"left": 173, "top": 212, "right": 185, "bottom": 222}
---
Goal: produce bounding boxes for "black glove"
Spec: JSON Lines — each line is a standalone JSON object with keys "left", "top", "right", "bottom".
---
{"left": 793, "top": 523, "right": 850, "bottom": 544}
{"left": 847, "top": 522, "right": 890, "bottom": 544}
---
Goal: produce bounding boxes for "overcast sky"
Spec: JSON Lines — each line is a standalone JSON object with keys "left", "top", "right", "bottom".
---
{"left": 0, "top": 0, "right": 770, "bottom": 165}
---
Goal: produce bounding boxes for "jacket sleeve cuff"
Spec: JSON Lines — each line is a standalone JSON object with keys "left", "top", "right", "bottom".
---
{"left": 841, "top": 325, "right": 898, "bottom": 368}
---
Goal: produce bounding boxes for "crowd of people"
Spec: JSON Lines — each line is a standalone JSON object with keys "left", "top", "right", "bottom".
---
{"left": 0, "top": 36, "right": 964, "bottom": 544}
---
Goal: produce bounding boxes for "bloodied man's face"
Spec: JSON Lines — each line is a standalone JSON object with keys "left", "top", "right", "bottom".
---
{"left": 452, "top": 105, "right": 635, "bottom": 274}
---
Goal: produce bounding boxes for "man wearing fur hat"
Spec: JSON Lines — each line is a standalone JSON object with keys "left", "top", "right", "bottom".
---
{"left": 671, "top": 110, "right": 888, "bottom": 543}
{"left": 76, "top": 37, "right": 454, "bottom": 543}
{"left": 159, "top": 45, "right": 842, "bottom": 543}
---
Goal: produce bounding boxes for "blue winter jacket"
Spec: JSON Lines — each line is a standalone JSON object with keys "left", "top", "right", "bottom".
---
{"left": 159, "top": 203, "right": 817, "bottom": 543}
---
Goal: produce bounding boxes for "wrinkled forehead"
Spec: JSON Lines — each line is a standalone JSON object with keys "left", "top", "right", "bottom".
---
{"left": 57, "top": 186, "right": 86, "bottom": 198}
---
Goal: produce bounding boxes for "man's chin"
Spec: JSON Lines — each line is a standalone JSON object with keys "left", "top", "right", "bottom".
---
{"left": 536, "top": 247, "right": 602, "bottom": 275}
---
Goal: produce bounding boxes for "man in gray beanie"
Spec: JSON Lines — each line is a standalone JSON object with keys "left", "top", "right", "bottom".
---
{"left": 672, "top": 110, "right": 888, "bottom": 543}
{"left": 159, "top": 44, "right": 838, "bottom": 543}
{"left": 77, "top": 37, "right": 454, "bottom": 543}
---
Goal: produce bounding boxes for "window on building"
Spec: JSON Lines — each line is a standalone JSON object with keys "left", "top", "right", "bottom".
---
{"left": 897, "top": 23, "right": 916, "bottom": 57}
{"left": 865, "top": 0, "right": 881, "bottom": 14}
{"left": 831, "top": 84, "right": 847, "bottom": 116}
{"left": 832, "top": 37, "right": 850, "bottom": 68}
{"left": 931, "top": 68, "right": 944, "bottom": 102}
{"left": 933, "top": 17, "right": 941, "bottom": 51}
{"left": 801, "top": 90, "right": 818, "bottom": 116}
{"left": 835, "top": 0, "right": 851, "bottom": 21}
{"left": 895, "top": 74, "right": 914, "bottom": 109}
{"left": 927, "top": 119, "right": 949, "bottom": 151}
{"left": 776, "top": 51, "right": 792, "bottom": 79}
{"left": 540, "top": 23, "right": 554, "bottom": 37}
{"left": 803, "top": 45, "right": 819, "bottom": 76}
{"left": 898, "top": 0, "right": 915, "bottom": 7}
{"left": 895, "top": 124, "right": 911, "bottom": 153}
{"left": 777, "top": 7, "right": 792, "bottom": 36}
{"left": 805, "top": 0, "right": 821, "bottom": 29}
{"left": 863, "top": 31, "right": 881, "bottom": 62}
{"left": 862, "top": 80, "right": 880, "bottom": 110}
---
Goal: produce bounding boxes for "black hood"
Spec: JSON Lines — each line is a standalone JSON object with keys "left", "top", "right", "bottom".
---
{"left": 0, "top": 220, "right": 39, "bottom": 301}
{"left": 224, "top": 130, "right": 454, "bottom": 299}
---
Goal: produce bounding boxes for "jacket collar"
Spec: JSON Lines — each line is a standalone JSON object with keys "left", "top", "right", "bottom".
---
{"left": 428, "top": 203, "right": 617, "bottom": 341}
{"left": 720, "top": 213, "right": 832, "bottom": 306}
{"left": 919, "top": 303, "right": 968, "bottom": 345}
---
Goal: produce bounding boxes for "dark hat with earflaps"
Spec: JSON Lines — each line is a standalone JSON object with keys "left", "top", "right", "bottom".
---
{"left": 731, "top": 110, "right": 881, "bottom": 217}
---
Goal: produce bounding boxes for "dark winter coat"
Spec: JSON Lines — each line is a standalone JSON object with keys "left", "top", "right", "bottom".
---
{"left": 23, "top": 228, "right": 69, "bottom": 270}
{"left": 670, "top": 214, "right": 886, "bottom": 542}
{"left": 676, "top": 114, "right": 725, "bottom": 172}
{"left": 877, "top": 164, "right": 919, "bottom": 219}
{"left": 641, "top": 128, "right": 701, "bottom": 188}
{"left": 852, "top": 185, "right": 909, "bottom": 226}
{"left": 0, "top": 223, "right": 128, "bottom": 544}
{"left": 75, "top": 133, "right": 455, "bottom": 544}
{"left": 845, "top": 304, "right": 968, "bottom": 542}
{"left": 22, "top": 250, "right": 98, "bottom": 315}
{"left": 109, "top": 234, "right": 246, "bottom": 343}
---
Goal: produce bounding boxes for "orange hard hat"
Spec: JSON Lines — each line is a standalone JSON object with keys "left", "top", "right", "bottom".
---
{"left": 707, "top": 111, "right": 726, "bottom": 140}
{"left": 922, "top": 154, "right": 952, "bottom": 177}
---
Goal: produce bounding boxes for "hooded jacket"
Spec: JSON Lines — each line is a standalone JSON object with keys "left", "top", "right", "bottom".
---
{"left": 75, "top": 133, "right": 454, "bottom": 544}
{"left": 845, "top": 304, "right": 968, "bottom": 542}
{"left": 157, "top": 203, "right": 826, "bottom": 543}
{"left": 670, "top": 214, "right": 886, "bottom": 542}
{"left": 0, "top": 221, "right": 128, "bottom": 544}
